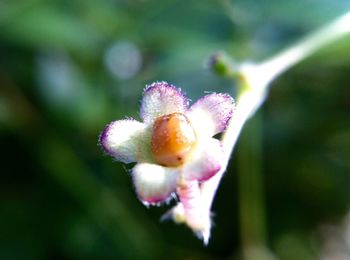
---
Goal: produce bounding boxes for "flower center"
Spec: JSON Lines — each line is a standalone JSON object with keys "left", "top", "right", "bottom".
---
{"left": 151, "top": 112, "right": 197, "bottom": 167}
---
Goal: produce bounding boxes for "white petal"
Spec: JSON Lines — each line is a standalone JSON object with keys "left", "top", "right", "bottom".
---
{"left": 132, "top": 163, "right": 178, "bottom": 205}
{"left": 99, "top": 119, "right": 150, "bottom": 163}
{"left": 183, "top": 138, "right": 224, "bottom": 182}
{"left": 187, "top": 93, "right": 234, "bottom": 138}
{"left": 140, "top": 82, "right": 189, "bottom": 124}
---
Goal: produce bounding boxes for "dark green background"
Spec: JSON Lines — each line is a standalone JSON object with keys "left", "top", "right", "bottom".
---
{"left": 1, "top": 0, "right": 350, "bottom": 259}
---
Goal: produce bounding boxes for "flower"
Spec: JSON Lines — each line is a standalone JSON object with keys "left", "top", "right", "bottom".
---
{"left": 99, "top": 81, "right": 234, "bottom": 243}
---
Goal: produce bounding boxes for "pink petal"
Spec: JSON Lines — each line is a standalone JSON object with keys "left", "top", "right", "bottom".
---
{"left": 177, "top": 180, "right": 211, "bottom": 244}
{"left": 99, "top": 119, "right": 148, "bottom": 163}
{"left": 132, "top": 163, "right": 178, "bottom": 205}
{"left": 140, "top": 82, "right": 189, "bottom": 124}
{"left": 183, "top": 138, "right": 224, "bottom": 182}
{"left": 187, "top": 93, "right": 234, "bottom": 137}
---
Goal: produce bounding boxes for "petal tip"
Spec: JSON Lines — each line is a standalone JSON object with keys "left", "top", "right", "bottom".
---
{"left": 99, "top": 122, "right": 114, "bottom": 155}
{"left": 140, "top": 81, "right": 189, "bottom": 122}
{"left": 184, "top": 138, "right": 224, "bottom": 182}
{"left": 98, "top": 119, "right": 146, "bottom": 163}
{"left": 139, "top": 192, "right": 175, "bottom": 207}
{"left": 218, "top": 93, "right": 235, "bottom": 131}
{"left": 198, "top": 164, "right": 221, "bottom": 182}
{"left": 132, "top": 163, "right": 178, "bottom": 206}
{"left": 189, "top": 92, "right": 235, "bottom": 135}
{"left": 143, "top": 81, "right": 186, "bottom": 98}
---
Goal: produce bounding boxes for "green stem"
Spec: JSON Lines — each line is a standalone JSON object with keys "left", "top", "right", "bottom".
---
{"left": 237, "top": 113, "right": 267, "bottom": 259}
{"left": 174, "top": 10, "right": 350, "bottom": 245}
{"left": 203, "top": 9, "right": 350, "bottom": 199}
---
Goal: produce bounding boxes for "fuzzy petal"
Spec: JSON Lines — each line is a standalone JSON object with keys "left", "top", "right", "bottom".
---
{"left": 99, "top": 119, "right": 149, "bottom": 163}
{"left": 140, "top": 82, "right": 189, "bottom": 124}
{"left": 176, "top": 180, "right": 210, "bottom": 233}
{"left": 183, "top": 138, "right": 224, "bottom": 182}
{"left": 187, "top": 93, "right": 234, "bottom": 137}
{"left": 132, "top": 163, "right": 178, "bottom": 205}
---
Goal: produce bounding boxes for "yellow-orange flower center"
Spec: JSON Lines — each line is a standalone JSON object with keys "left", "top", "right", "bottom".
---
{"left": 151, "top": 112, "right": 197, "bottom": 167}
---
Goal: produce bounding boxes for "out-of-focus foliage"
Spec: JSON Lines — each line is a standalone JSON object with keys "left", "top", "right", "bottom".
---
{"left": 1, "top": 0, "right": 350, "bottom": 259}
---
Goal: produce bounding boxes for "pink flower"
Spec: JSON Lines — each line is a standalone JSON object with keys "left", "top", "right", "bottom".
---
{"left": 99, "top": 81, "right": 234, "bottom": 243}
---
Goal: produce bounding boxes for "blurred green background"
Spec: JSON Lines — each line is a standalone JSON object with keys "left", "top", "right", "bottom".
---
{"left": 1, "top": 0, "right": 350, "bottom": 259}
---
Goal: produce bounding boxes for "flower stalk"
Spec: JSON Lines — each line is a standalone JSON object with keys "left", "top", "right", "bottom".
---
{"left": 99, "top": 10, "right": 350, "bottom": 246}
{"left": 198, "top": 10, "right": 350, "bottom": 245}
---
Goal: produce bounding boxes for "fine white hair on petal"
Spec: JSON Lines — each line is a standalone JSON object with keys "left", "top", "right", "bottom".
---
{"left": 140, "top": 81, "right": 189, "bottom": 124}
{"left": 183, "top": 138, "right": 224, "bottom": 182}
{"left": 132, "top": 163, "right": 178, "bottom": 205}
{"left": 99, "top": 119, "right": 148, "bottom": 163}
{"left": 186, "top": 93, "right": 234, "bottom": 138}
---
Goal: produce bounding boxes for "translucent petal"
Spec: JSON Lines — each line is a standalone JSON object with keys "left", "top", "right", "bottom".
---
{"left": 140, "top": 82, "right": 189, "bottom": 124}
{"left": 99, "top": 119, "right": 149, "bottom": 163}
{"left": 132, "top": 163, "right": 178, "bottom": 205}
{"left": 187, "top": 93, "right": 234, "bottom": 137}
{"left": 183, "top": 138, "right": 224, "bottom": 182}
